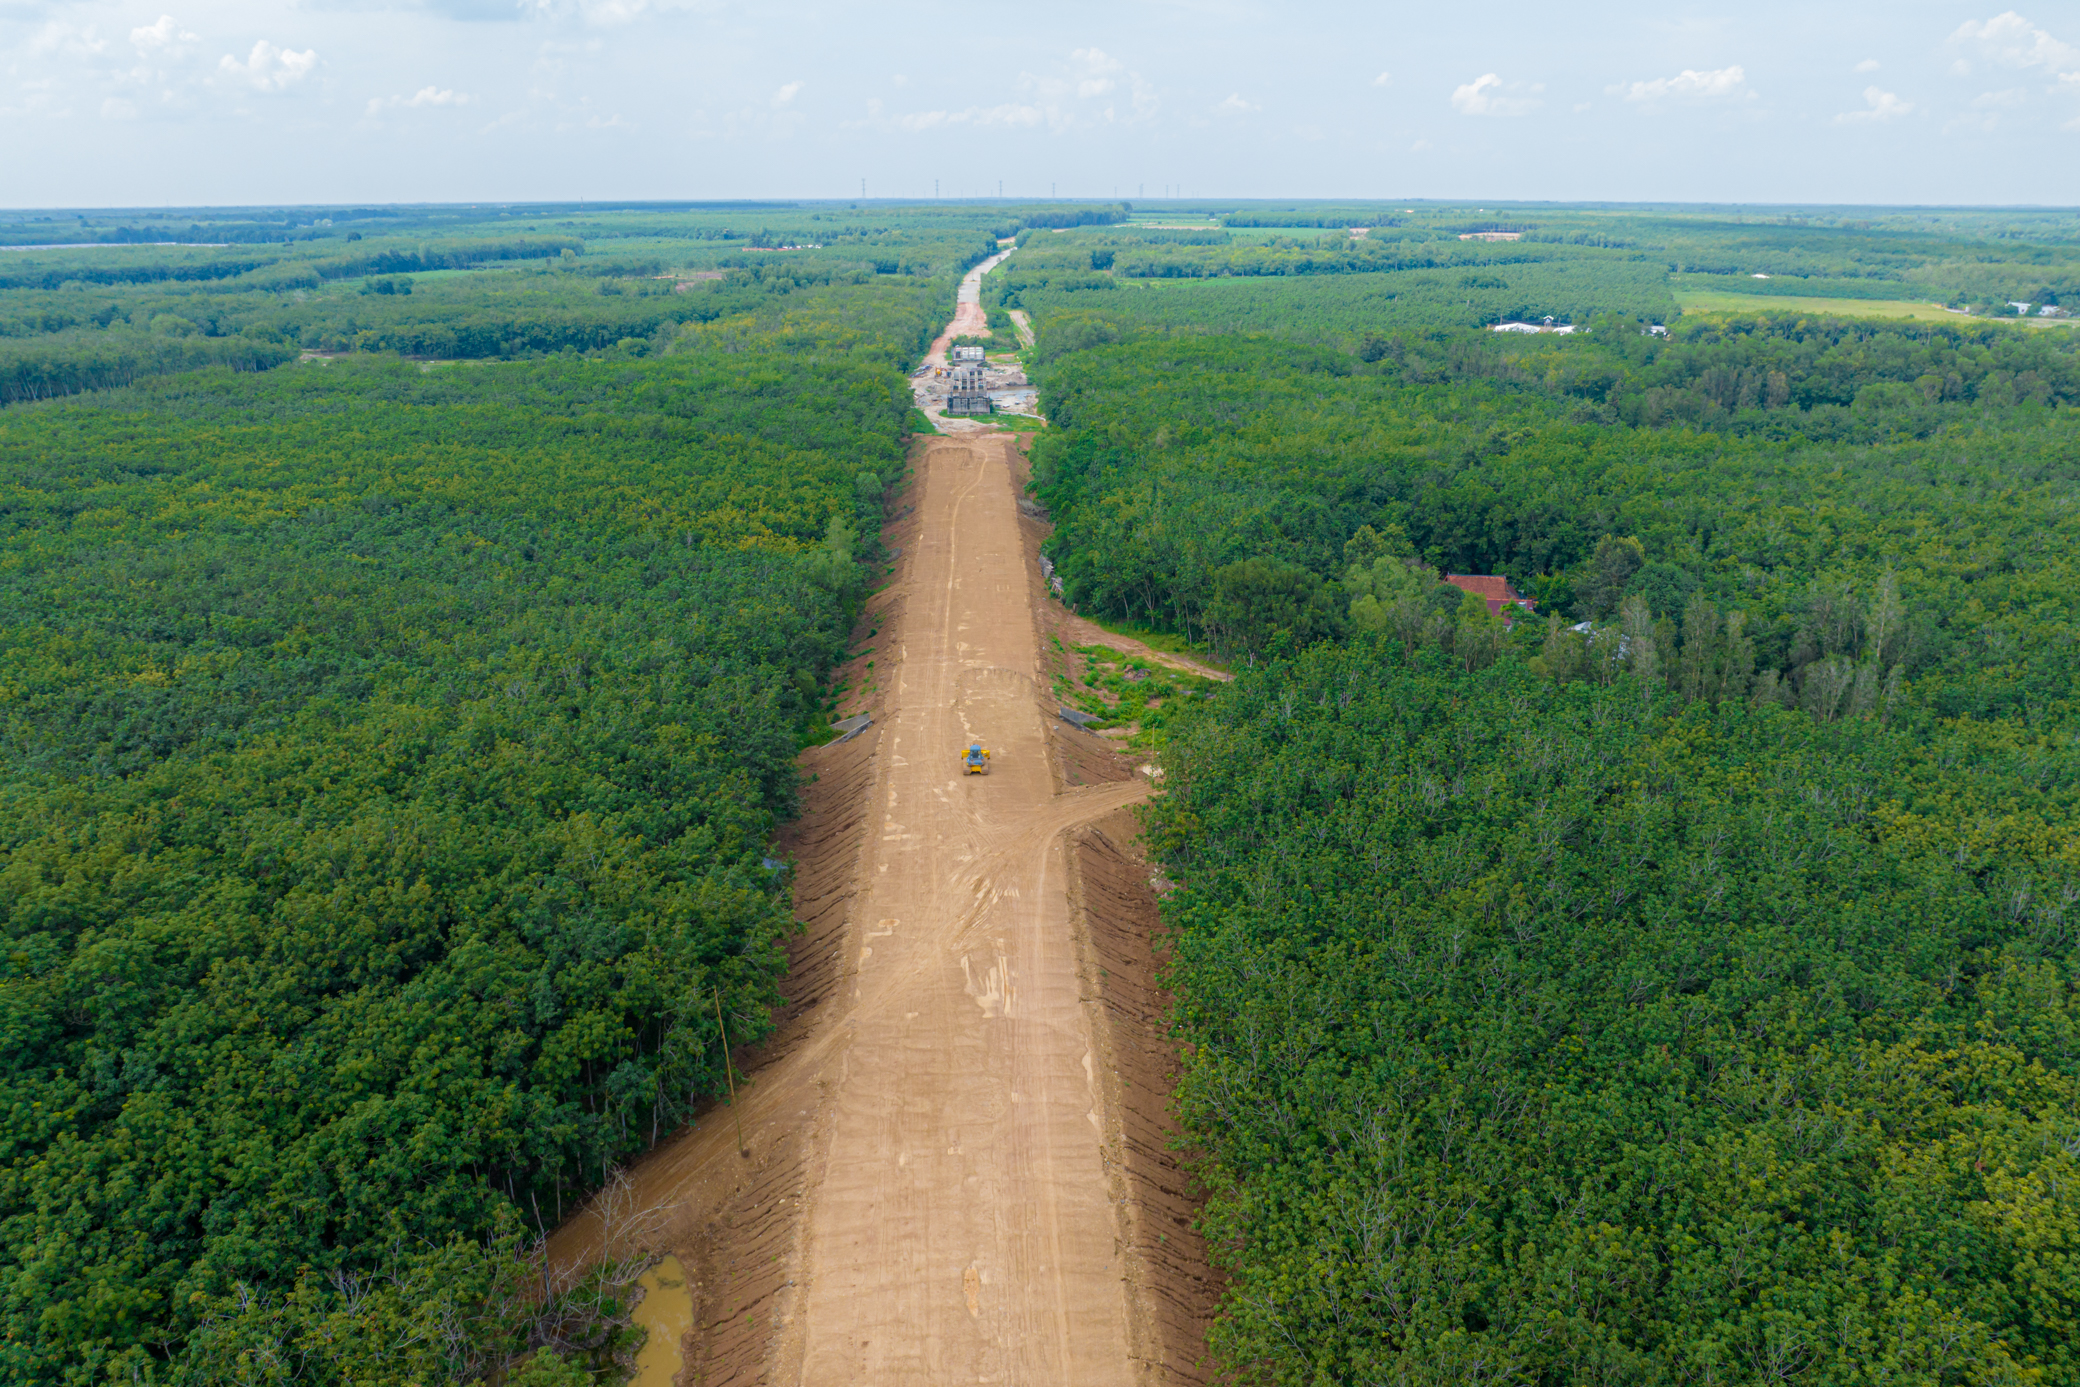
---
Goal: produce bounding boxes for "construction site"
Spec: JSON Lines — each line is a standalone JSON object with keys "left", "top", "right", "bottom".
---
{"left": 909, "top": 244, "right": 1042, "bottom": 430}
{"left": 549, "top": 252, "right": 1216, "bottom": 1387}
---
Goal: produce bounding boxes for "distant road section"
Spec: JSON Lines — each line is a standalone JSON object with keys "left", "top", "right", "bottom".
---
{"left": 922, "top": 244, "right": 1014, "bottom": 368}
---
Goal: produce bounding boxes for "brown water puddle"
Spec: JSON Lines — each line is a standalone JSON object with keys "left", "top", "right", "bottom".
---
{"left": 629, "top": 1255, "right": 694, "bottom": 1387}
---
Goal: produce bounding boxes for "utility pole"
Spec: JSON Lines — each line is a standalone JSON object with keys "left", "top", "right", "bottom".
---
{"left": 935, "top": 178, "right": 939, "bottom": 199}
{"left": 715, "top": 987, "right": 745, "bottom": 1156}
{"left": 999, "top": 179, "right": 1003, "bottom": 198}
{"left": 861, "top": 178, "right": 866, "bottom": 198}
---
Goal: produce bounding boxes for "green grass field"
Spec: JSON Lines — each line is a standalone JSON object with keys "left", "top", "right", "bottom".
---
{"left": 1677, "top": 289, "right": 2076, "bottom": 327}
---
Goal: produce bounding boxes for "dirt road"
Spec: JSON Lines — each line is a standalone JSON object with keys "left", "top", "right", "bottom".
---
{"left": 545, "top": 256, "right": 1228, "bottom": 1383}
{"left": 784, "top": 431, "right": 1145, "bottom": 1386}
{"left": 552, "top": 424, "right": 1175, "bottom": 1386}
{"left": 922, "top": 244, "right": 1014, "bottom": 369}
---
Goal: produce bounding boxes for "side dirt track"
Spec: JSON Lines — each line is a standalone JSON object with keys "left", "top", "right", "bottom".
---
{"left": 550, "top": 429, "right": 1216, "bottom": 1387}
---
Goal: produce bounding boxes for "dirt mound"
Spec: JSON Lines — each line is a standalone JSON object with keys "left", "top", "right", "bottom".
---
{"left": 1070, "top": 810, "right": 1222, "bottom": 1387}
{"left": 1050, "top": 718, "right": 1141, "bottom": 789}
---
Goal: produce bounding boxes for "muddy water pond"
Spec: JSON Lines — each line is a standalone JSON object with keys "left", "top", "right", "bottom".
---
{"left": 629, "top": 1255, "right": 693, "bottom": 1387}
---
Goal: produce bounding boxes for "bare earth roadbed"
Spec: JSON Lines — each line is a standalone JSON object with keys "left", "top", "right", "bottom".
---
{"left": 551, "top": 427, "right": 1214, "bottom": 1386}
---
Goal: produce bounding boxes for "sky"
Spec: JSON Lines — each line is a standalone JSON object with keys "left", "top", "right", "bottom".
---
{"left": 2, "top": 0, "right": 2077, "bottom": 209}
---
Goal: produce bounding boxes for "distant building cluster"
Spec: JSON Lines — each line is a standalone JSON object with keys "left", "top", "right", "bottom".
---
{"left": 1459, "top": 231, "right": 1523, "bottom": 242}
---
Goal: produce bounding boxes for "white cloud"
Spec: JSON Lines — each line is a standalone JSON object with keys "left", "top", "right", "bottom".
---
{"left": 101, "top": 97, "right": 138, "bottom": 120}
{"left": 1855, "top": 58, "right": 1880, "bottom": 73}
{"left": 218, "top": 40, "right": 318, "bottom": 92}
{"left": 1372, "top": 71, "right": 1391, "bottom": 87}
{"left": 1949, "top": 11, "right": 2080, "bottom": 129}
{"left": 1451, "top": 72, "right": 1541, "bottom": 117}
{"left": 1949, "top": 12, "right": 2078, "bottom": 74}
{"left": 29, "top": 21, "right": 107, "bottom": 58}
{"left": 1837, "top": 86, "right": 1912, "bottom": 122}
{"left": 517, "top": 0, "right": 696, "bottom": 23}
{"left": 898, "top": 46, "right": 1157, "bottom": 130}
{"left": 771, "top": 80, "right": 801, "bottom": 107}
{"left": 1072, "top": 49, "right": 1120, "bottom": 98}
{"left": 894, "top": 103, "right": 1044, "bottom": 132}
{"left": 1611, "top": 66, "right": 1746, "bottom": 102}
{"left": 1219, "top": 93, "right": 1257, "bottom": 112}
{"left": 1947, "top": 87, "right": 2027, "bottom": 133}
{"left": 367, "top": 85, "right": 470, "bottom": 115}
{"left": 131, "top": 15, "right": 197, "bottom": 51}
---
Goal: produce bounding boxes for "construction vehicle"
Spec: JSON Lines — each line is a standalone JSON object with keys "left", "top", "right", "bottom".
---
{"left": 961, "top": 743, "right": 991, "bottom": 775}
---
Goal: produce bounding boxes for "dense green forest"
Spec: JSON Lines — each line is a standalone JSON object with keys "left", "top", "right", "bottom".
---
{"left": 9, "top": 197, "right": 2080, "bottom": 1385}
{"left": 0, "top": 203, "right": 1017, "bottom": 406}
{"left": 1010, "top": 260, "right": 1680, "bottom": 338}
{"left": 1028, "top": 315, "right": 2080, "bottom": 713}
{"left": 1149, "top": 645, "right": 2080, "bottom": 1385}
{"left": 997, "top": 205, "right": 2080, "bottom": 315}
{"left": 1015, "top": 204, "right": 2080, "bottom": 1384}
{"left": 0, "top": 203, "right": 951, "bottom": 1381}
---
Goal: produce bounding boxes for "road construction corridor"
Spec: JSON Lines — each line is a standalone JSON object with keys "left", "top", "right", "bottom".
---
{"left": 791, "top": 432, "right": 1141, "bottom": 1387}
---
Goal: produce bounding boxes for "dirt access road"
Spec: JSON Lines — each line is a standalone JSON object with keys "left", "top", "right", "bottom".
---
{"left": 553, "top": 431, "right": 1214, "bottom": 1384}
{"left": 785, "top": 432, "right": 1144, "bottom": 1386}
{"left": 922, "top": 243, "right": 1013, "bottom": 369}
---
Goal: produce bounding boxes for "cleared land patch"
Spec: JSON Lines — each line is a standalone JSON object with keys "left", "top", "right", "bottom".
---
{"left": 1676, "top": 289, "right": 2076, "bottom": 326}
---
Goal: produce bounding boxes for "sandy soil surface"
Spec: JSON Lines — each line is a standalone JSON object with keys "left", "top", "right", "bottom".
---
{"left": 780, "top": 430, "right": 1148, "bottom": 1387}
{"left": 550, "top": 418, "right": 1216, "bottom": 1386}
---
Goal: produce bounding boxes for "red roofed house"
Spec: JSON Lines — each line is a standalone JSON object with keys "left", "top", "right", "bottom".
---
{"left": 1445, "top": 574, "right": 1537, "bottom": 623}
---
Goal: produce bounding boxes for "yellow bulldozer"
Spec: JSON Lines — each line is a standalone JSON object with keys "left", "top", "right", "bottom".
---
{"left": 961, "top": 743, "right": 991, "bottom": 775}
